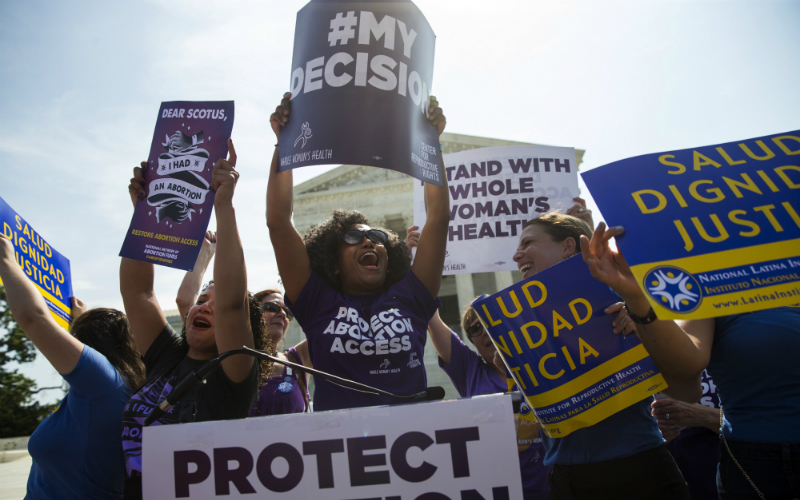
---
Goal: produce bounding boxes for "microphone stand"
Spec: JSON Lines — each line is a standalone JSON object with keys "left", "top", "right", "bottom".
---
{"left": 145, "top": 346, "right": 445, "bottom": 426}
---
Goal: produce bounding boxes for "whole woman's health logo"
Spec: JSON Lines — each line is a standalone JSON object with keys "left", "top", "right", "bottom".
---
{"left": 644, "top": 266, "right": 702, "bottom": 313}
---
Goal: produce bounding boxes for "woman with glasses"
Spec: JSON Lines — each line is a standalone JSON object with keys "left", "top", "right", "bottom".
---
{"left": 249, "top": 289, "right": 312, "bottom": 415}
{"left": 266, "top": 92, "right": 450, "bottom": 411}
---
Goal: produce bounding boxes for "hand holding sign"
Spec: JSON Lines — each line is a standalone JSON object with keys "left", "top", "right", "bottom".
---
{"left": 428, "top": 95, "right": 446, "bottom": 136}
{"left": 128, "top": 163, "right": 146, "bottom": 207}
{"left": 270, "top": 92, "right": 292, "bottom": 140}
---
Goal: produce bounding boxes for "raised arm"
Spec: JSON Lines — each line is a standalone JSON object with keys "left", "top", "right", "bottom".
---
{"left": 580, "top": 223, "right": 711, "bottom": 402}
{"left": 406, "top": 226, "right": 452, "bottom": 362}
{"left": 411, "top": 97, "right": 450, "bottom": 298}
{"left": 122, "top": 163, "right": 168, "bottom": 356}
{"left": 176, "top": 231, "right": 216, "bottom": 320}
{"left": 0, "top": 235, "right": 83, "bottom": 374}
{"left": 211, "top": 140, "right": 255, "bottom": 382}
{"left": 266, "top": 93, "right": 311, "bottom": 304}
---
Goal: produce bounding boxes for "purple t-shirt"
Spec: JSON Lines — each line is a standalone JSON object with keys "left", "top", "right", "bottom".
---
{"left": 438, "top": 331, "right": 551, "bottom": 500}
{"left": 287, "top": 270, "right": 440, "bottom": 411}
{"left": 250, "top": 347, "right": 308, "bottom": 416}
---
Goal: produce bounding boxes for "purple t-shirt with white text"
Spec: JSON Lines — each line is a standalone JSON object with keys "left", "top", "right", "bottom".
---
{"left": 288, "top": 270, "right": 440, "bottom": 411}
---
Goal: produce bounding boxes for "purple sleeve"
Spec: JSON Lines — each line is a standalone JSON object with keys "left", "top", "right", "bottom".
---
{"left": 405, "top": 269, "right": 441, "bottom": 323}
{"left": 63, "top": 345, "right": 125, "bottom": 399}
{"left": 438, "top": 331, "right": 483, "bottom": 398}
{"left": 286, "top": 271, "right": 334, "bottom": 327}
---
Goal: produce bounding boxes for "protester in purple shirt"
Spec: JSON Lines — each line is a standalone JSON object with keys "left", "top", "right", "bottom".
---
{"left": 250, "top": 289, "right": 311, "bottom": 415}
{"left": 266, "top": 93, "right": 450, "bottom": 411}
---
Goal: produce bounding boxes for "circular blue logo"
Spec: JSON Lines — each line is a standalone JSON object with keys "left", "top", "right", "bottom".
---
{"left": 643, "top": 266, "right": 702, "bottom": 313}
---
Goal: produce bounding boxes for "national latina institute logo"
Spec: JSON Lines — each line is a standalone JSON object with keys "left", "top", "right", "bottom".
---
{"left": 643, "top": 266, "right": 702, "bottom": 313}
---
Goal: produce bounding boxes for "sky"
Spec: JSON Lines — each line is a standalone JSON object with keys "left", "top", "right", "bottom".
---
{"left": 1, "top": 0, "right": 798, "bottom": 401}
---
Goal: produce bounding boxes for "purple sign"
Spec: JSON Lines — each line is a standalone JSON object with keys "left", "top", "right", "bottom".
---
{"left": 278, "top": 0, "right": 442, "bottom": 185}
{"left": 119, "top": 101, "right": 234, "bottom": 271}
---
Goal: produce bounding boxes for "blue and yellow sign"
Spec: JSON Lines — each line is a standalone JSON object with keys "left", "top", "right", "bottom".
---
{"left": 473, "top": 256, "right": 667, "bottom": 437}
{"left": 583, "top": 130, "right": 800, "bottom": 319}
{"left": 0, "top": 196, "right": 73, "bottom": 329}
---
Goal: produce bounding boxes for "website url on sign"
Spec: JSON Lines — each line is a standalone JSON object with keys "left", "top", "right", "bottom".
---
{"left": 711, "top": 287, "right": 800, "bottom": 309}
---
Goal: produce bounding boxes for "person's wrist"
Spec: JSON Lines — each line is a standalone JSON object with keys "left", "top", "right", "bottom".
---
{"left": 623, "top": 294, "right": 652, "bottom": 318}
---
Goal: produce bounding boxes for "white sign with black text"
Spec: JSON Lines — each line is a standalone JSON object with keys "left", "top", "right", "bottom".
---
{"left": 414, "top": 145, "right": 579, "bottom": 275}
{"left": 142, "top": 394, "right": 522, "bottom": 500}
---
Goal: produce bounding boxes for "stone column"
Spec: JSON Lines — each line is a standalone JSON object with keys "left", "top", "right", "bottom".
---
{"left": 494, "top": 270, "right": 515, "bottom": 291}
{"left": 455, "top": 273, "right": 476, "bottom": 316}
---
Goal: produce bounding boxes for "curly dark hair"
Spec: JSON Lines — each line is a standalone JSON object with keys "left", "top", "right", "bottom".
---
{"left": 181, "top": 281, "right": 274, "bottom": 384}
{"left": 303, "top": 209, "right": 411, "bottom": 292}
{"left": 71, "top": 308, "right": 146, "bottom": 390}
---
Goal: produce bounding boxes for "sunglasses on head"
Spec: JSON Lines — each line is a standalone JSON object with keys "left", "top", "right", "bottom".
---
{"left": 340, "top": 229, "right": 388, "bottom": 246}
{"left": 466, "top": 320, "right": 486, "bottom": 340}
{"left": 261, "top": 302, "right": 294, "bottom": 321}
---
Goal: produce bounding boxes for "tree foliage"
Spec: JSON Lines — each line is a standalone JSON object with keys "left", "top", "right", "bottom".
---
{"left": 0, "top": 286, "right": 56, "bottom": 438}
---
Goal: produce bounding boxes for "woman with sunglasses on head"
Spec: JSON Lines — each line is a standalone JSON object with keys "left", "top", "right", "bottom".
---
{"left": 510, "top": 213, "right": 693, "bottom": 500}
{"left": 121, "top": 140, "right": 269, "bottom": 499}
{"left": 0, "top": 236, "right": 145, "bottom": 499}
{"left": 267, "top": 92, "right": 450, "bottom": 411}
{"left": 249, "top": 289, "right": 312, "bottom": 415}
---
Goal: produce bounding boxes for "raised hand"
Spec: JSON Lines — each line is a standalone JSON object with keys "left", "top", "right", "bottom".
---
{"left": 580, "top": 223, "right": 643, "bottom": 300}
{"left": 128, "top": 162, "right": 146, "bottom": 207}
{"left": 71, "top": 296, "right": 88, "bottom": 320}
{"left": 211, "top": 139, "right": 239, "bottom": 207}
{"left": 566, "top": 196, "right": 594, "bottom": 227}
{"left": 427, "top": 96, "right": 446, "bottom": 136}
{"left": 405, "top": 226, "right": 420, "bottom": 250}
{"left": 270, "top": 92, "right": 292, "bottom": 140}
{"left": 202, "top": 231, "right": 217, "bottom": 253}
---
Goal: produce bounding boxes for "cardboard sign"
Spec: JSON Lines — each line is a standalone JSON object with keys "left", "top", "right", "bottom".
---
{"left": 582, "top": 130, "right": 800, "bottom": 319}
{"left": 119, "top": 101, "right": 234, "bottom": 271}
{"left": 0, "top": 196, "right": 73, "bottom": 329}
{"left": 473, "top": 256, "right": 667, "bottom": 438}
{"left": 143, "top": 395, "right": 522, "bottom": 499}
{"left": 278, "top": 0, "right": 443, "bottom": 186}
{"left": 414, "top": 145, "right": 579, "bottom": 274}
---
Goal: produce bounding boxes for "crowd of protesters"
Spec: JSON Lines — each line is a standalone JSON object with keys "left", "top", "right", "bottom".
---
{"left": 0, "top": 92, "right": 797, "bottom": 500}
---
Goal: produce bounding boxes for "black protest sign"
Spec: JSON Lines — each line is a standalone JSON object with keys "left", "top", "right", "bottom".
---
{"left": 278, "top": 0, "right": 442, "bottom": 186}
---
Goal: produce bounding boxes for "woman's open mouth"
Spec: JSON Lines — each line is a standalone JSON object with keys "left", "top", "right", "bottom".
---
{"left": 192, "top": 317, "right": 212, "bottom": 328}
{"left": 358, "top": 251, "right": 379, "bottom": 269}
{"left": 519, "top": 263, "right": 533, "bottom": 275}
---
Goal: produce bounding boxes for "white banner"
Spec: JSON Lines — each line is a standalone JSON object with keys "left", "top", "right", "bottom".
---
{"left": 157, "top": 152, "right": 209, "bottom": 176}
{"left": 147, "top": 176, "right": 210, "bottom": 206}
{"left": 414, "top": 145, "right": 579, "bottom": 275}
{"left": 143, "top": 395, "right": 522, "bottom": 500}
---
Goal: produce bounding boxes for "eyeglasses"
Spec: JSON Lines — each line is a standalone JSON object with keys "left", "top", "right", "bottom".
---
{"left": 261, "top": 302, "right": 294, "bottom": 321}
{"left": 340, "top": 229, "right": 388, "bottom": 246}
{"left": 466, "top": 320, "right": 487, "bottom": 340}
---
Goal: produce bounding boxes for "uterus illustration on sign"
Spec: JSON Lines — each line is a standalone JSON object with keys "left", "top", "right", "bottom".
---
{"left": 146, "top": 130, "right": 211, "bottom": 225}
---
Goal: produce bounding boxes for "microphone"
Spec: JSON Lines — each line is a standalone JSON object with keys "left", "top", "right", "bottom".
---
{"left": 144, "top": 347, "right": 445, "bottom": 425}
{"left": 144, "top": 356, "right": 225, "bottom": 425}
{"left": 408, "top": 386, "right": 446, "bottom": 402}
